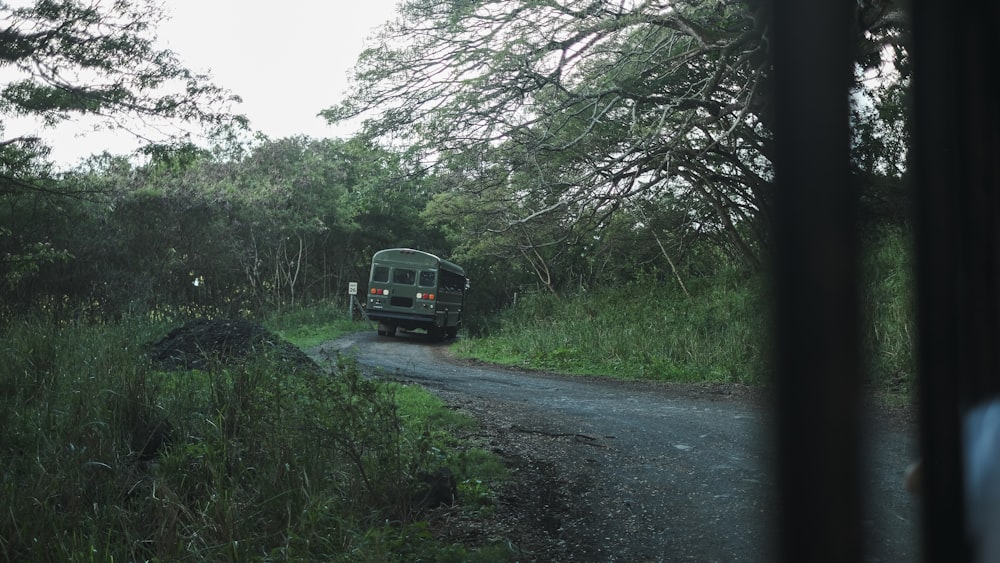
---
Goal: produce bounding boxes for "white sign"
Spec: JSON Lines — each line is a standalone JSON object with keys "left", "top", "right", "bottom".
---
{"left": 348, "top": 282, "right": 358, "bottom": 295}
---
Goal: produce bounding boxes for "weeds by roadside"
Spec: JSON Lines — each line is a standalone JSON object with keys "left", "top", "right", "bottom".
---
{"left": 453, "top": 273, "right": 768, "bottom": 385}
{"left": 0, "top": 316, "right": 512, "bottom": 561}
{"left": 454, "top": 228, "right": 915, "bottom": 393}
{"left": 265, "top": 302, "right": 374, "bottom": 349}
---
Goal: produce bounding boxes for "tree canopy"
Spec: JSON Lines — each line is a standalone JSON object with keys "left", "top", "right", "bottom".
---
{"left": 327, "top": 0, "right": 906, "bottom": 276}
{"left": 0, "top": 0, "right": 245, "bottom": 178}
{"left": 0, "top": 2, "right": 460, "bottom": 319}
{"left": 0, "top": 134, "right": 449, "bottom": 318}
{"left": 0, "top": 0, "right": 249, "bottom": 298}
{"left": 0, "top": 0, "right": 913, "bottom": 319}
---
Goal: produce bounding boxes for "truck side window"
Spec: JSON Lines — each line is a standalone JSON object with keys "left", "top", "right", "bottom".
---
{"left": 419, "top": 271, "right": 436, "bottom": 287}
{"left": 372, "top": 266, "right": 389, "bottom": 283}
{"left": 440, "top": 270, "right": 466, "bottom": 293}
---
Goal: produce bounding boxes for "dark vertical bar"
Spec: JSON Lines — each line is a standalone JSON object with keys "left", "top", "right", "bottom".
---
{"left": 910, "top": 1, "right": 1000, "bottom": 561}
{"left": 769, "top": 2, "right": 861, "bottom": 562}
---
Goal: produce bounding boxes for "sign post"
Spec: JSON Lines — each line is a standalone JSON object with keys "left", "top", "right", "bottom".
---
{"left": 347, "top": 282, "right": 358, "bottom": 320}
{"left": 347, "top": 282, "right": 368, "bottom": 321}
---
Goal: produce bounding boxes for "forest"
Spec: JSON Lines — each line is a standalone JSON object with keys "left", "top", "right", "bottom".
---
{"left": 2, "top": 0, "right": 908, "bottom": 325}
{"left": 0, "top": 1, "right": 914, "bottom": 559}
{"left": 1, "top": 0, "right": 911, "bottom": 386}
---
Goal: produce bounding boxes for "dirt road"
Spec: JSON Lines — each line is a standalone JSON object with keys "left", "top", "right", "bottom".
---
{"left": 313, "top": 331, "right": 921, "bottom": 562}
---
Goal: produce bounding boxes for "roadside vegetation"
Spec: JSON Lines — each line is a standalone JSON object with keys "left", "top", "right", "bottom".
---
{"left": 0, "top": 314, "right": 512, "bottom": 561}
{"left": 0, "top": 229, "right": 916, "bottom": 559}
{"left": 265, "top": 303, "right": 374, "bottom": 349}
{"left": 0, "top": 0, "right": 915, "bottom": 559}
{"left": 457, "top": 273, "right": 767, "bottom": 384}
{"left": 456, "top": 227, "right": 914, "bottom": 397}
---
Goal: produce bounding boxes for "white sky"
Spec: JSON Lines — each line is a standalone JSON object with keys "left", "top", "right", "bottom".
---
{"left": 21, "top": 0, "right": 401, "bottom": 168}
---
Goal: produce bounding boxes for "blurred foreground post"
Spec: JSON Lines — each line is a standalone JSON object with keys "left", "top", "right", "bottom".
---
{"left": 769, "top": 1, "right": 862, "bottom": 561}
{"left": 910, "top": 1, "right": 1000, "bottom": 561}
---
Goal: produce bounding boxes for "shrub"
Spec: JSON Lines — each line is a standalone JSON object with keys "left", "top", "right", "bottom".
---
{"left": 0, "top": 316, "right": 508, "bottom": 561}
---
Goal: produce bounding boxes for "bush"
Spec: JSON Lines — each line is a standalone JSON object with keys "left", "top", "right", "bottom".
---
{"left": 861, "top": 226, "right": 915, "bottom": 392}
{"left": 455, "top": 234, "right": 916, "bottom": 392}
{"left": 0, "top": 316, "right": 509, "bottom": 561}
{"left": 454, "top": 271, "right": 768, "bottom": 384}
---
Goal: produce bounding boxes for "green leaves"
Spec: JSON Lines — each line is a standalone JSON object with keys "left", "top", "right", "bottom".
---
{"left": 2, "top": 80, "right": 107, "bottom": 121}
{"left": 0, "top": 0, "right": 245, "bottom": 168}
{"left": 332, "top": 0, "right": 908, "bottom": 288}
{"left": 329, "top": 1, "right": 773, "bottom": 274}
{"left": 0, "top": 132, "right": 457, "bottom": 317}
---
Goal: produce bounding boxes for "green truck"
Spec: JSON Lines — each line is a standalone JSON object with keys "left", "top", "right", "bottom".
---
{"left": 366, "top": 248, "right": 469, "bottom": 340}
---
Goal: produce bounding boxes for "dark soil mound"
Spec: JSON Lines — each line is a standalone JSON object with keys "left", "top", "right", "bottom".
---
{"left": 150, "top": 318, "right": 319, "bottom": 373}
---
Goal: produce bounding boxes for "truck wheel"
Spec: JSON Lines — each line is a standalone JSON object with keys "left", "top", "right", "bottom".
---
{"left": 428, "top": 327, "right": 446, "bottom": 342}
{"left": 446, "top": 327, "right": 458, "bottom": 339}
{"left": 378, "top": 322, "right": 397, "bottom": 337}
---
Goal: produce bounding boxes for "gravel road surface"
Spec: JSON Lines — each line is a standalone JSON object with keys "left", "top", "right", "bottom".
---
{"left": 313, "top": 331, "right": 921, "bottom": 562}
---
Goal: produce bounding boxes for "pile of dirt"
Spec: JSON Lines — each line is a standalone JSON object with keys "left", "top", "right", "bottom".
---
{"left": 149, "top": 318, "right": 319, "bottom": 373}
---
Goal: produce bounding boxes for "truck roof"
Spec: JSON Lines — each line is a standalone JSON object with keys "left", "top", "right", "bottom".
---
{"left": 372, "top": 248, "right": 465, "bottom": 276}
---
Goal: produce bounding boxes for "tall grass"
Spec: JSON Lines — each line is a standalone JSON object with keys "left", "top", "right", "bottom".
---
{"left": 456, "top": 229, "right": 915, "bottom": 390}
{"left": 455, "top": 271, "right": 768, "bottom": 384}
{"left": 861, "top": 226, "right": 915, "bottom": 393}
{"left": 265, "top": 300, "right": 373, "bottom": 348}
{"left": 0, "top": 316, "right": 511, "bottom": 561}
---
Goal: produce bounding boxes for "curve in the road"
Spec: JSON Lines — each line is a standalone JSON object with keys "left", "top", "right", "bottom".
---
{"left": 316, "top": 331, "right": 920, "bottom": 562}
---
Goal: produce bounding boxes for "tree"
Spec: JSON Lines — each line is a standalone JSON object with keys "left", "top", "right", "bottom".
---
{"left": 327, "top": 0, "right": 906, "bottom": 279}
{"left": 0, "top": 0, "right": 245, "bottom": 301}
{"left": 0, "top": 134, "right": 456, "bottom": 318}
{"left": 0, "top": 0, "right": 243, "bottom": 158}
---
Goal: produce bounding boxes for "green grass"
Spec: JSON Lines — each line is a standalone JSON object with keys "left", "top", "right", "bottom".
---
{"left": 455, "top": 228, "right": 915, "bottom": 391}
{"left": 0, "top": 315, "right": 515, "bottom": 561}
{"left": 861, "top": 226, "right": 915, "bottom": 394}
{"left": 0, "top": 228, "right": 916, "bottom": 557}
{"left": 265, "top": 301, "right": 373, "bottom": 348}
{"left": 455, "top": 271, "right": 768, "bottom": 384}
